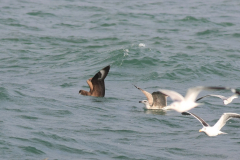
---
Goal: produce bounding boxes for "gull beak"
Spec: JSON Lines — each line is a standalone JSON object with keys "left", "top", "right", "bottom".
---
{"left": 199, "top": 129, "right": 203, "bottom": 132}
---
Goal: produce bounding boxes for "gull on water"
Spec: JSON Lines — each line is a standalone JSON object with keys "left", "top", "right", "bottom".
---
{"left": 79, "top": 65, "right": 110, "bottom": 97}
{"left": 159, "top": 86, "right": 238, "bottom": 113}
{"left": 196, "top": 94, "right": 238, "bottom": 105}
{"left": 182, "top": 112, "right": 240, "bottom": 136}
{"left": 134, "top": 85, "right": 168, "bottom": 109}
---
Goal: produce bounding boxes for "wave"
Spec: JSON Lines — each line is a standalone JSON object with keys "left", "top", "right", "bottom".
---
{"left": 0, "top": 87, "right": 10, "bottom": 100}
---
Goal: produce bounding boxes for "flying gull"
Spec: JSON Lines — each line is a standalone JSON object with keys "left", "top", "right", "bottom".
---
{"left": 182, "top": 111, "right": 240, "bottom": 136}
{"left": 196, "top": 94, "right": 238, "bottom": 105}
{"left": 134, "top": 85, "right": 168, "bottom": 109}
{"left": 79, "top": 65, "right": 110, "bottom": 97}
{"left": 159, "top": 86, "right": 238, "bottom": 113}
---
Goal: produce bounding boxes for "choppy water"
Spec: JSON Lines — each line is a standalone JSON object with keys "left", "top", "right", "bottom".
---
{"left": 1, "top": 0, "right": 240, "bottom": 159}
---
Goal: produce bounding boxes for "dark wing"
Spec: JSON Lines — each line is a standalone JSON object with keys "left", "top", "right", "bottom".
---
{"left": 92, "top": 65, "right": 110, "bottom": 81}
{"left": 91, "top": 65, "right": 110, "bottom": 97}
{"left": 182, "top": 112, "right": 209, "bottom": 127}
{"left": 236, "top": 89, "right": 240, "bottom": 95}
{"left": 196, "top": 95, "right": 211, "bottom": 102}
{"left": 196, "top": 94, "right": 226, "bottom": 102}
{"left": 152, "top": 91, "right": 167, "bottom": 108}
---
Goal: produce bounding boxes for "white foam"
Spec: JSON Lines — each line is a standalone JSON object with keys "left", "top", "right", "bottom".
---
{"left": 123, "top": 49, "right": 129, "bottom": 56}
{"left": 139, "top": 43, "right": 145, "bottom": 47}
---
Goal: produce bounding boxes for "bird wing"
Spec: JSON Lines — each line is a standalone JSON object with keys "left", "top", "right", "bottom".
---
{"left": 134, "top": 85, "right": 153, "bottom": 105}
{"left": 228, "top": 94, "right": 238, "bottom": 101}
{"left": 196, "top": 94, "right": 227, "bottom": 102}
{"left": 213, "top": 113, "right": 240, "bottom": 130}
{"left": 185, "top": 86, "right": 235, "bottom": 102}
{"left": 91, "top": 65, "right": 110, "bottom": 97}
{"left": 86, "top": 78, "right": 93, "bottom": 93}
{"left": 185, "top": 86, "right": 208, "bottom": 102}
{"left": 152, "top": 91, "right": 167, "bottom": 108}
{"left": 182, "top": 112, "right": 209, "bottom": 127}
{"left": 159, "top": 89, "right": 184, "bottom": 101}
{"left": 92, "top": 65, "right": 110, "bottom": 81}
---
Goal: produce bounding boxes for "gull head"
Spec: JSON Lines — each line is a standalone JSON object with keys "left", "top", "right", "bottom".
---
{"left": 199, "top": 127, "right": 213, "bottom": 136}
{"left": 139, "top": 100, "right": 151, "bottom": 109}
{"left": 139, "top": 100, "right": 149, "bottom": 105}
{"left": 199, "top": 128, "right": 206, "bottom": 133}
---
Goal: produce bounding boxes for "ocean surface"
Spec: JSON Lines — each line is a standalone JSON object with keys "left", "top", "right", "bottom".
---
{"left": 1, "top": 0, "right": 240, "bottom": 159}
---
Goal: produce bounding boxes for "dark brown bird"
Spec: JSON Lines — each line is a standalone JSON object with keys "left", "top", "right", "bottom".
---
{"left": 79, "top": 65, "right": 110, "bottom": 97}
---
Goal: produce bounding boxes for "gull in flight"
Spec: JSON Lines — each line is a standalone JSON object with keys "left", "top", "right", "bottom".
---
{"left": 182, "top": 112, "right": 240, "bottom": 136}
{"left": 159, "top": 86, "right": 238, "bottom": 113}
{"left": 79, "top": 65, "right": 110, "bottom": 97}
{"left": 134, "top": 85, "right": 168, "bottom": 109}
{"left": 196, "top": 94, "right": 238, "bottom": 105}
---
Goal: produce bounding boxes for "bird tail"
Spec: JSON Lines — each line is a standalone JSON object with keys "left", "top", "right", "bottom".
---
{"left": 196, "top": 103, "right": 204, "bottom": 106}
{"left": 219, "top": 131, "right": 227, "bottom": 135}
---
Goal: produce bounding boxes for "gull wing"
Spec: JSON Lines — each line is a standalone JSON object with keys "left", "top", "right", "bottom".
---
{"left": 134, "top": 85, "right": 153, "bottom": 105}
{"left": 152, "top": 91, "right": 167, "bottom": 108}
{"left": 185, "top": 86, "right": 207, "bottom": 102}
{"left": 213, "top": 113, "right": 240, "bottom": 130}
{"left": 228, "top": 94, "right": 238, "bottom": 101}
{"left": 159, "top": 89, "right": 184, "bottom": 101}
{"left": 182, "top": 112, "right": 209, "bottom": 127}
{"left": 185, "top": 86, "right": 235, "bottom": 102}
{"left": 196, "top": 94, "right": 227, "bottom": 102}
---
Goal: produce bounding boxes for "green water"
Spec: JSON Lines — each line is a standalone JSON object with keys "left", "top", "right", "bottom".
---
{"left": 0, "top": 0, "right": 240, "bottom": 159}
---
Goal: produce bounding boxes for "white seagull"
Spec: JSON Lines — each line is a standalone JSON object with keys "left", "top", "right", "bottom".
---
{"left": 159, "top": 86, "right": 238, "bottom": 113}
{"left": 196, "top": 94, "right": 238, "bottom": 105}
{"left": 182, "top": 112, "right": 240, "bottom": 136}
{"left": 134, "top": 85, "right": 168, "bottom": 109}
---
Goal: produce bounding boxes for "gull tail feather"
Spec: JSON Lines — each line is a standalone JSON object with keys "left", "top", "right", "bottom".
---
{"left": 219, "top": 131, "right": 227, "bottom": 135}
{"left": 196, "top": 103, "right": 204, "bottom": 106}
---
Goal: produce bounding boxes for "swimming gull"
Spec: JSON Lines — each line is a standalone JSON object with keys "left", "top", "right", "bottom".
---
{"left": 159, "top": 86, "right": 238, "bottom": 113}
{"left": 79, "top": 65, "right": 110, "bottom": 97}
{"left": 134, "top": 85, "right": 168, "bottom": 109}
{"left": 182, "top": 111, "right": 240, "bottom": 136}
{"left": 196, "top": 94, "right": 238, "bottom": 105}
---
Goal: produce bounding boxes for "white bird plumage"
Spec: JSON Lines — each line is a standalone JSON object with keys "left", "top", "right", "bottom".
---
{"left": 182, "top": 112, "right": 240, "bottom": 136}
{"left": 159, "top": 86, "right": 238, "bottom": 113}
{"left": 196, "top": 94, "right": 238, "bottom": 105}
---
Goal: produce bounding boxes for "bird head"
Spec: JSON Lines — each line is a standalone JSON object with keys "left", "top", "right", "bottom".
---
{"left": 139, "top": 100, "right": 149, "bottom": 105}
{"left": 199, "top": 128, "right": 206, "bottom": 133}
